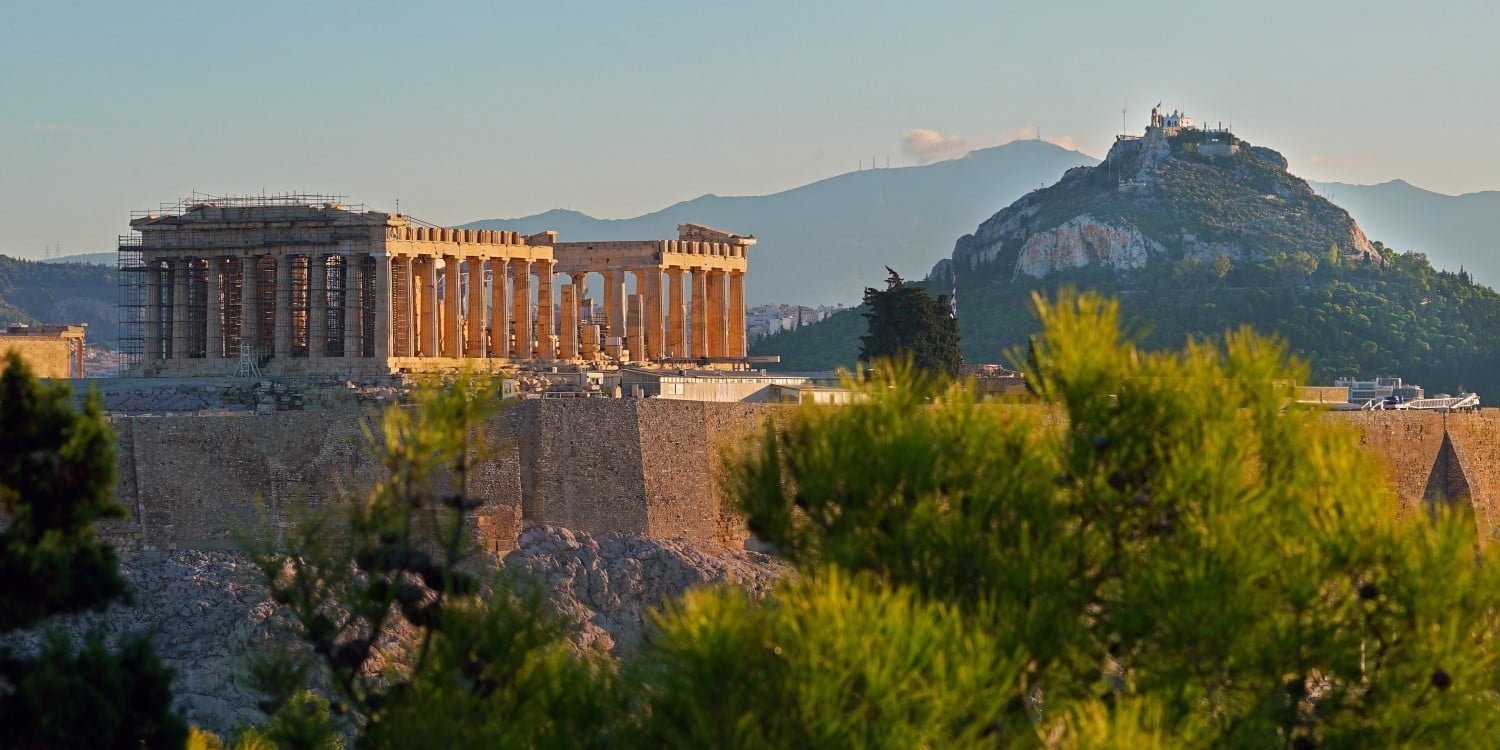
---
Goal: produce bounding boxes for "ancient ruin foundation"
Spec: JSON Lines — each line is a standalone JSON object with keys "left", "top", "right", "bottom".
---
{"left": 118, "top": 195, "right": 753, "bottom": 377}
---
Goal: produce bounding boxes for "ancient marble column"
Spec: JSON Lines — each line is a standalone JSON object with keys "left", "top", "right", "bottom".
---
{"left": 309, "top": 255, "right": 327, "bottom": 359}
{"left": 690, "top": 267, "right": 708, "bottom": 359}
{"left": 395, "top": 256, "right": 415, "bottom": 358}
{"left": 706, "top": 269, "right": 727, "bottom": 358}
{"left": 604, "top": 270, "right": 626, "bottom": 339}
{"left": 442, "top": 256, "right": 461, "bottom": 357}
{"left": 205, "top": 258, "right": 222, "bottom": 359}
{"left": 667, "top": 267, "right": 686, "bottom": 358}
{"left": 511, "top": 259, "right": 533, "bottom": 359}
{"left": 373, "top": 254, "right": 394, "bottom": 361}
{"left": 167, "top": 258, "right": 186, "bottom": 360}
{"left": 491, "top": 259, "right": 511, "bottom": 358}
{"left": 240, "top": 257, "right": 258, "bottom": 358}
{"left": 537, "top": 260, "right": 556, "bottom": 360}
{"left": 559, "top": 282, "right": 578, "bottom": 359}
{"left": 340, "top": 256, "right": 357, "bottom": 358}
{"left": 729, "top": 270, "right": 747, "bottom": 358}
{"left": 274, "top": 254, "right": 292, "bottom": 359}
{"left": 465, "top": 256, "right": 485, "bottom": 358}
{"left": 419, "top": 256, "right": 439, "bottom": 358}
{"left": 342, "top": 256, "right": 358, "bottom": 358}
{"left": 145, "top": 263, "right": 163, "bottom": 361}
{"left": 644, "top": 268, "right": 664, "bottom": 361}
{"left": 626, "top": 293, "right": 644, "bottom": 362}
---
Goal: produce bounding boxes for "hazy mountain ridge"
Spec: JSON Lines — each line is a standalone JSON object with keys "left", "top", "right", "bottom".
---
{"left": 1308, "top": 179, "right": 1500, "bottom": 280}
{"left": 930, "top": 130, "right": 1377, "bottom": 285}
{"left": 462, "top": 140, "right": 1097, "bottom": 305}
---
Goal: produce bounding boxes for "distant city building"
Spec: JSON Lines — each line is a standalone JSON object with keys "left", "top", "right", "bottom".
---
{"left": 746, "top": 303, "right": 847, "bottom": 343}
{"left": 1334, "top": 376, "right": 1425, "bottom": 404}
{"left": 619, "top": 367, "right": 851, "bottom": 403}
{"left": 961, "top": 363, "right": 1027, "bottom": 397}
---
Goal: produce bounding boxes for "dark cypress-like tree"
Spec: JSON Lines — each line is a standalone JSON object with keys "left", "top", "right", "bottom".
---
{"left": 0, "top": 352, "right": 186, "bottom": 749}
{"left": 859, "top": 267, "right": 962, "bottom": 378}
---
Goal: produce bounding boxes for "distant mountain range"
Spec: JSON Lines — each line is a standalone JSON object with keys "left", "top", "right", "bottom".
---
{"left": 39, "top": 154, "right": 1500, "bottom": 310}
{"left": 461, "top": 146, "right": 1500, "bottom": 306}
{"left": 461, "top": 140, "right": 1096, "bottom": 305}
{"left": 1307, "top": 179, "right": 1500, "bottom": 279}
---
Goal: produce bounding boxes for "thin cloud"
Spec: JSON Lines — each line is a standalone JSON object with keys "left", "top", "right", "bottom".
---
{"left": 22, "top": 123, "right": 117, "bottom": 134}
{"left": 900, "top": 128, "right": 970, "bottom": 164}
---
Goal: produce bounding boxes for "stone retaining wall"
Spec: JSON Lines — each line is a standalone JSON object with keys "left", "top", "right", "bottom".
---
{"left": 101, "top": 402, "right": 1500, "bottom": 553}
{"left": 105, "top": 399, "right": 782, "bottom": 552}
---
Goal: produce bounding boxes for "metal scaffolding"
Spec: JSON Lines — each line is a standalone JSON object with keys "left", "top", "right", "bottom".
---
{"left": 325, "top": 254, "right": 346, "bottom": 358}
{"left": 221, "top": 258, "right": 244, "bottom": 359}
{"left": 360, "top": 255, "right": 377, "bottom": 358}
{"left": 117, "top": 235, "right": 147, "bottom": 374}
{"left": 290, "top": 255, "right": 310, "bottom": 357}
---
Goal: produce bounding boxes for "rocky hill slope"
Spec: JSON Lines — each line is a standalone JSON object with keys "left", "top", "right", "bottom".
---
{"left": 754, "top": 127, "right": 1500, "bottom": 399}
{"left": 933, "top": 127, "right": 1376, "bottom": 283}
{"left": 3, "top": 528, "right": 787, "bottom": 736}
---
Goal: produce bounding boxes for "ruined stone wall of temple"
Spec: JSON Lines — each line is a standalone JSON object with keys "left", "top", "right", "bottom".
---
{"left": 1, "top": 336, "right": 76, "bottom": 378}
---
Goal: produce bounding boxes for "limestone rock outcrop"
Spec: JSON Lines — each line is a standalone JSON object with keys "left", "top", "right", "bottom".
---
{"left": 0, "top": 551, "right": 288, "bottom": 736}
{"left": 934, "top": 124, "right": 1379, "bottom": 283}
{"left": 501, "top": 525, "right": 791, "bottom": 654}
{"left": 1013, "top": 215, "right": 1163, "bottom": 278}
{"left": 2, "top": 529, "right": 790, "bottom": 736}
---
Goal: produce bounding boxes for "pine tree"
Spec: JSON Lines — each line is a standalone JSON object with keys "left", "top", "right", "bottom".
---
{"left": 0, "top": 352, "right": 186, "bottom": 748}
{"left": 733, "top": 291, "right": 1500, "bottom": 746}
{"left": 858, "top": 267, "right": 962, "bottom": 378}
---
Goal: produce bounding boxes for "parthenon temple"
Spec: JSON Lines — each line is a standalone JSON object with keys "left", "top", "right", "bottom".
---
{"left": 118, "top": 195, "right": 754, "bottom": 376}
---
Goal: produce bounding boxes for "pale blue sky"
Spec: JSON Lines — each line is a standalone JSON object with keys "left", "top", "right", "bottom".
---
{"left": 2, "top": 0, "right": 1495, "bottom": 258}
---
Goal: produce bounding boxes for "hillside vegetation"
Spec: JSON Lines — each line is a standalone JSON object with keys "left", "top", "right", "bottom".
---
{"left": 755, "top": 245, "right": 1500, "bottom": 398}
{"left": 0, "top": 255, "right": 118, "bottom": 345}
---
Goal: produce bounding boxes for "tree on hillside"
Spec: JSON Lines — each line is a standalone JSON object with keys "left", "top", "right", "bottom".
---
{"left": 859, "top": 267, "right": 961, "bottom": 378}
{"left": 0, "top": 352, "right": 185, "bottom": 748}
{"left": 242, "top": 372, "right": 624, "bottom": 749}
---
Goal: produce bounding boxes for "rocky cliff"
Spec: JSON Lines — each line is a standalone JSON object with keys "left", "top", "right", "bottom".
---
{"left": 933, "top": 127, "right": 1377, "bottom": 282}
{"left": 2, "top": 529, "right": 788, "bottom": 736}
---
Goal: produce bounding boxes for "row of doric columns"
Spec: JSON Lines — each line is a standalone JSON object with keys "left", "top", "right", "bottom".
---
{"left": 384, "top": 255, "right": 556, "bottom": 361}
{"left": 145, "top": 253, "right": 382, "bottom": 364}
{"left": 142, "top": 253, "right": 746, "bottom": 369}
{"left": 559, "top": 266, "right": 746, "bottom": 361}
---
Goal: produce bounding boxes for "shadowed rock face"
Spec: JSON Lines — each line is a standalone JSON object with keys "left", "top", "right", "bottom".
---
{"left": 501, "top": 525, "right": 790, "bottom": 654}
{"left": 0, "top": 551, "right": 292, "bottom": 735}
{"left": 0, "top": 530, "right": 790, "bottom": 736}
